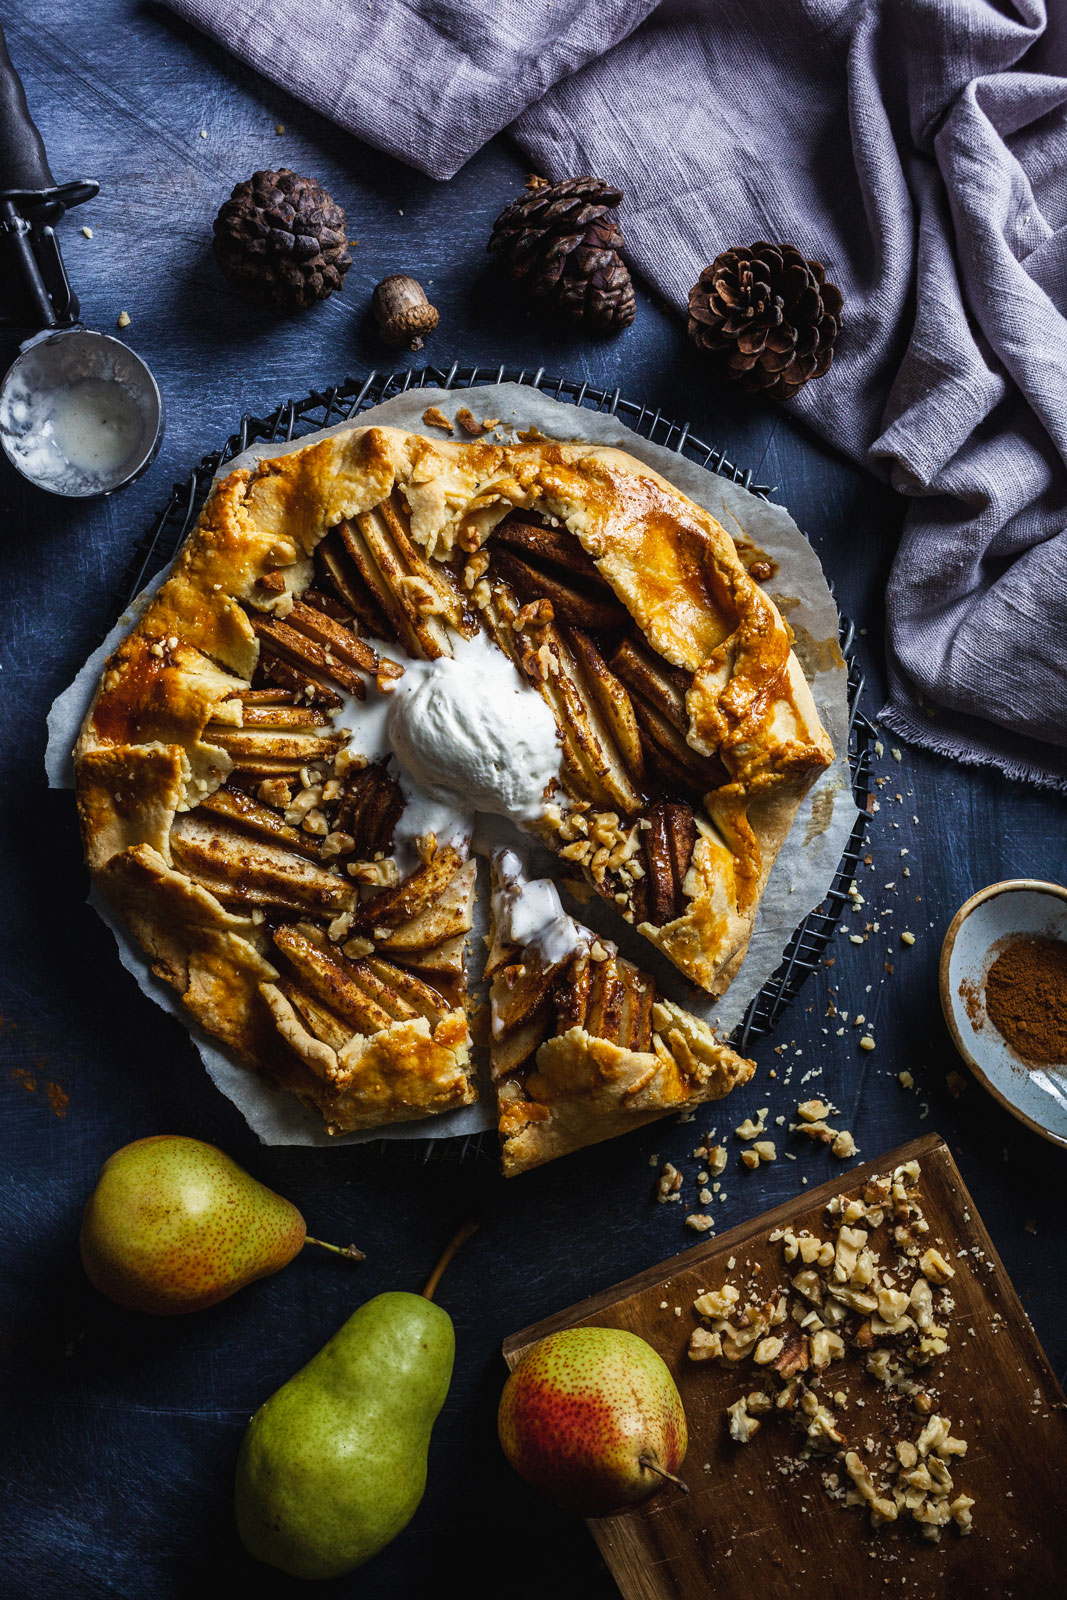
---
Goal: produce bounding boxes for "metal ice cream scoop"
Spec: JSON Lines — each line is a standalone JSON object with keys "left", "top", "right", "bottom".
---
{"left": 0, "top": 24, "right": 163, "bottom": 497}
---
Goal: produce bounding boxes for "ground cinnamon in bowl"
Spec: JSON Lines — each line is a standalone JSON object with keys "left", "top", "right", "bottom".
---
{"left": 983, "top": 936, "right": 1067, "bottom": 1066}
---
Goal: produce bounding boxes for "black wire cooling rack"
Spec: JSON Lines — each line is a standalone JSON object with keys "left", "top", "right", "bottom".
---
{"left": 112, "top": 363, "right": 874, "bottom": 1157}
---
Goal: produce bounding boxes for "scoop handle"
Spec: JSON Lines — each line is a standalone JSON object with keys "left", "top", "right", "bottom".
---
{"left": 0, "top": 23, "right": 55, "bottom": 194}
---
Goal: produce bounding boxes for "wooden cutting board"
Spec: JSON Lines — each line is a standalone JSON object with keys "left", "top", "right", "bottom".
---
{"left": 504, "top": 1133, "right": 1067, "bottom": 1598}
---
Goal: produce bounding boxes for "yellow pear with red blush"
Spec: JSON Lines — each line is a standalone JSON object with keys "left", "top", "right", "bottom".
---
{"left": 498, "top": 1326, "right": 688, "bottom": 1517}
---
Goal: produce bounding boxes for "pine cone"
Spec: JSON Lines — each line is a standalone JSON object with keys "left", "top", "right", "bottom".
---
{"left": 488, "top": 176, "right": 635, "bottom": 332}
{"left": 688, "top": 243, "right": 842, "bottom": 399}
{"left": 213, "top": 169, "right": 352, "bottom": 313}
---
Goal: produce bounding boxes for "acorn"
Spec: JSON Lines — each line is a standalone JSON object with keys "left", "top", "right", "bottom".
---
{"left": 372, "top": 275, "right": 439, "bottom": 349}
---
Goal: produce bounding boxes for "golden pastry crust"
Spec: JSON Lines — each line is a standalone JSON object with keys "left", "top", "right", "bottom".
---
{"left": 74, "top": 420, "right": 831, "bottom": 1138}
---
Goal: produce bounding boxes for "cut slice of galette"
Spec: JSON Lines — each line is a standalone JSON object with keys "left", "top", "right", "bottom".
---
{"left": 487, "top": 851, "right": 755, "bottom": 1176}
{"left": 74, "top": 420, "right": 832, "bottom": 1151}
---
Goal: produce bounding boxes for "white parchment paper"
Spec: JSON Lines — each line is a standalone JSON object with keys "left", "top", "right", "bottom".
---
{"left": 47, "top": 382, "right": 856, "bottom": 1146}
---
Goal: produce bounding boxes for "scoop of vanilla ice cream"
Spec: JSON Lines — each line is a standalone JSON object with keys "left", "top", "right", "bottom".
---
{"left": 385, "top": 632, "right": 560, "bottom": 826}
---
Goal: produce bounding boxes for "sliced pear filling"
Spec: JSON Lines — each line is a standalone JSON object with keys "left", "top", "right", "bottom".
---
{"left": 486, "top": 872, "right": 754, "bottom": 1176}
{"left": 198, "top": 784, "right": 322, "bottom": 861}
{"left": 314, "top": 535, "right": 395, "bottom": 641}
{"left": 335, "top": 761, "right": 404, "bottom": 858}
{"left": 348, "top": 846, "right": 466, "bottom": 934}
{"left": 170, "top": 814, "right": 355, "bottom": 916}
{"left": 337, "top": 489, "right": 467, "bottom": 659}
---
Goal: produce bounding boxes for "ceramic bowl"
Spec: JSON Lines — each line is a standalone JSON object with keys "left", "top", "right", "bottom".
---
{"left": 940, "top": 879, "right": 1067, "bottom": 1149}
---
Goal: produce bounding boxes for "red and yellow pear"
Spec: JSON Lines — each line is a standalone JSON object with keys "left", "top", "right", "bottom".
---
{"left": 80, "top": 1135, "right": 361, "bottom": 1314}
{"left": 498, "top": 1326, "right": 688, "bottom": 1517}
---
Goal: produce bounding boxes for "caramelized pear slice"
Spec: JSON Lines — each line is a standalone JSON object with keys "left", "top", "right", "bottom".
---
{"left": 285, "top": 598, "right": 380, "bottom": 674}
{"left": 251, "top": 615, "right": 368, "bottom": 696}
{"left": 610, "top": 636, "right": 692, "bottom": 733}
{"left": 197, "top": 784, "right": 321, "bottom": 861}
{"left": 491, "top": 953, "right": 573, "bottom": 1038}
{"left": 277, "top": 978, "right": 354, "bottom": 1051}
{"left": 563, "top": 627, "right": 644, "bottom": 786}
{"left": 350, "top": 845, "right": 466, "bottom": 933}
{"left": 170, "top": 815, "right": 355, "bottom": 916}
{"left": 640, "top": 801, "right": 697, "bottom": 925}
{"left": 207, "top": 726, "right": 345, "bottom": 764}
{"left": 554, "top": 953, "right": 592, "bottom": 1034}
{"left": 490, "top": 1002, "right": 554, "bottom": 1080}
{"left": 584, "top": 956, "right": 627, "bottom": 1044}
{"left": 492, "top": 547, "right": 629, "bottom": 632}
{"left": 272, "top": 925, "right": 398, "bottom": 1034}
{"left": 342, "top": 493, "right": 460, "bottom": 658}
{"left": 235, "top": 702, "right": 334, "bottom": 729}
{"left": 254, "top": 652, "right": 343, "bottom": 709}
{"left": 315, "top": 536, "right": 395, "bottom": 641}
{"left": 390, "top": 932, "right": 468, "bottom": 978}
{"left": 617, "top": 963, "right": 655, "bottom": 1052}
{"left": 492, "top": 519, "right": 611, "bottom": 582}
{"left": 337, "top": 761, "right": 405, "bottom": 858}
{"left": 361, "top": 956, "right": 448, "bottom": 1023}
{"left": 374, "top": 859, "right": 476, "bottom": 953}
{"left": 630, "top": 693, "right": 728, "bottom": 796}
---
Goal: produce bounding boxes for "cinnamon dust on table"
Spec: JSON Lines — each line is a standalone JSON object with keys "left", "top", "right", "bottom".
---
{"left": 982, "top": 935, "right": 1067, "bottom": 1066}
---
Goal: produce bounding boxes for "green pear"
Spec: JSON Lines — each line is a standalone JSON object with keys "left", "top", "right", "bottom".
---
{"left": 235, "top": 1290, "right": 454, "bottom": 1578}
{"left": 80, "top": 1135, "right": 360, "bottom": 1315}
{"left": 498, "top": 1326, "right": 688, "bottom": 1517}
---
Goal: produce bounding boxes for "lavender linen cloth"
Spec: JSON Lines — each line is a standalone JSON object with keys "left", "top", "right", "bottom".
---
{"left": 166, "top": 0, "right": 1067, "bottom": 790}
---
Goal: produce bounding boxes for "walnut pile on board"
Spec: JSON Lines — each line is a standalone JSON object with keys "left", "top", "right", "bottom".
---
{"left": 687, "top": 1160, "right": 975, "bottom": 1543}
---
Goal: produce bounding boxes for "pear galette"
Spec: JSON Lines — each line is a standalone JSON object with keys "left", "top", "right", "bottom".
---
{"left": 74, "top": 421, "right": 832, "bottom": 1163}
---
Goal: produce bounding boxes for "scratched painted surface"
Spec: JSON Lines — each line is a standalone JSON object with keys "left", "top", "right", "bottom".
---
{"left": 0, "top": 4, "right": 1064, "bottom": 1597}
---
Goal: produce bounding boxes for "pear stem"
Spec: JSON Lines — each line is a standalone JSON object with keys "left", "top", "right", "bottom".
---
{"left": 303, "top": 1236, "right": 366, "bottom": 1262}
{"left": 422, "top": 1219, "right": 479, "bottom": 1301}
{"left": 639, "top": 1456, "right": 689, "bottom": 1494}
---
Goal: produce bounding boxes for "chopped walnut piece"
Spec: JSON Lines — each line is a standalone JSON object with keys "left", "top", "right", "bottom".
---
{"left": 688, "top": 1326, "right": 723, "bottom": 1362}
{"left": 693, "top": 1283, "right": 740, "bottom": 1320}
{"left": 843, "top": 1451, "right": 898, "bottom": 1526}
{"left": 320, "top": 829, "right": 356, "bottom": 860}
{"left": 797, "top": 1098, "right": 834, "bottom": 1122}
{"left": 257, "top": 777, "right": 293, "bottom": 809}
{"left": 831, "top": 1129, "right": 859, "bottom": 1159}
{"left": 949, "top": 1493, "right": 975, "bottom": 1533}
{"left": 685, "top": 1213, "right": 715, "bottom": 1233}
{"left": 919, "top": 1247, "right": 955, "bottom": 1285}
{"left": 346, "top": 857, "right": 400, "bottom": 887}
{"left": 454, "top": 406, "right": 500, "bottom": 437}
{"left": 810, "top": 1328, "right": 846, "bottom": 1370}
{"left": 796, "top": 1119, "right": 835, "bottom": 1144}
{"left": 727, "top": 1397, "right": 761, "bottom": 1443}
{"left": 656, "top": 1162, "right": 683, "bottom": 1203}
{"left": 707, "top": 1144, "right": 728, "bottom": 1176}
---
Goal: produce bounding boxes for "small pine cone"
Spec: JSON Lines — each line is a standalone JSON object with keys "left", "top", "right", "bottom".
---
{"left": 213, "top": 168, "right": 352, "bottom": 312}
{"left": 488, "top": 176, "right": 635, "bottom": 333}
{"left": 688, "top": 243, "right": 842, "bottom": 400}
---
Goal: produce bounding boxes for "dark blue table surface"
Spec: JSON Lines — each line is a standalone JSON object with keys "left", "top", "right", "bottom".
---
{"left": 1, "top": 5, "right": 1064, "bottom": 1597}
